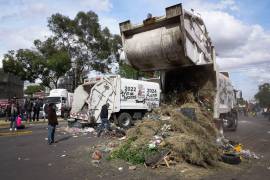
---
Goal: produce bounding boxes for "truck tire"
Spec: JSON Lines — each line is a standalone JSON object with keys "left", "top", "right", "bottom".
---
{"left": 221, "top": 153, "right": 241, "bottom": 165}
{"left": 118, "top": 112, "right": 132, "bottom": 129}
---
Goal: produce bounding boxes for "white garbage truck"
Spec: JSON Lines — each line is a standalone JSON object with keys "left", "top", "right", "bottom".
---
{"left": 119, "top": 3, "right": 238, "bottom": 132}
{"left": 46, "top": 89, "right": 73, "bottom": 117}
{"left": 70, "top": 75, "right": 160, "bottom": 128}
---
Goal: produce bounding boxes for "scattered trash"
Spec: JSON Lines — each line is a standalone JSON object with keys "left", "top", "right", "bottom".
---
{"left": 92, "top": 150, "right": 102, "bottom": 160}
{"left": 60, "top": 154, "right": 66, "bottom": 157}
{"left": 91, "top": 160, "right": 100, "bottom": 167}
{"left": 233, "top": 144, "right": 243, "bottom": 153}
{"left": 84, "top": 127, "right": 95, "bottom": 133}
{"left": 145, "top": 150, "right": 171, "bottom": 168}
{"left": 129, "top": 165, "right": 136, "bottom": 170}
{"left": 240, "top": 150, "right": 260, "bottom": 159}
{"left": 18, "top": 157, "right": 21, "bottom": 160}
{"left": 148, "top": 143, "right": 156, "bottom": 149}
{"left": 161, "top": 116, "right": 170, "bottom": 121}
{"left": 73, "top": 135, "right": 78, "bottom": 138}
{"left": 48, "top": 163, "right": 52, "bottom": 166}
{"left": 267, "top": 131, "right": 270, "bottom": 134}
{"left": 180, "top": 169, "right": 188, "bottom": 173}
{"left": 267, "top": 166, "right": 270, "bottom": 170}
{"left": 119, "top": 136, "right": 126, "bottom": 140}
{"left": 179, "top": 108, "right": 197, "bottom": 121}
{"left": 118, "top": 167, "right": 123, "bottom": 171}
{"left": 45, "top": 138, "right": 48, "bottom": 141}
{"left": 60, "top": 127, "right": 96, "bottom": 135}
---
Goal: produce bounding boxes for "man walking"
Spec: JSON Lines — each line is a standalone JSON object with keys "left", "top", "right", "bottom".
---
{"left": 97, "top": 103, "right": 110, "bottom": 137}
{"left": 47, "top": 103, "right": 58, "bottom": 145}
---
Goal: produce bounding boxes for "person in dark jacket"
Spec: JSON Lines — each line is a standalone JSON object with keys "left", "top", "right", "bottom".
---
{"left": 33, "top": 99, "right": 41, "bottom": 121}
{"left": 24, "top": 99, "right": 33, "bottom": 122}
{"left": 97, "top": 103, "right": 110, "bottom": 137}
{"left": 47, "top": 103, "right": 58, "bottom": 145}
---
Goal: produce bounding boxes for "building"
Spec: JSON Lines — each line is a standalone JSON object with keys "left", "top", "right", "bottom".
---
{"left": 0, "top": 69, "right": 24, "bottom": 99}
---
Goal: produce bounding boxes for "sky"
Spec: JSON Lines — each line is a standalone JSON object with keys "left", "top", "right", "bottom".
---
{"left": 0, "top": 0, "right": 269, "bottom": 100}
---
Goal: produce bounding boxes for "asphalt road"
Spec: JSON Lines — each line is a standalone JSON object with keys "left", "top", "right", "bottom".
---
{"left": 0, "top": 115, "right": 270, "bottom": 180}
{"left": 205, "top": 115, "right": 270, "bottom": 180}
{"left": 0, "top": 122, "right": 179, "bottom": 180}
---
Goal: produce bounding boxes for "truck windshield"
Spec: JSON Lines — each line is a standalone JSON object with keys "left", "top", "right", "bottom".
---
{"left": 46, "top": 97, "right": 61, "bottom": 104}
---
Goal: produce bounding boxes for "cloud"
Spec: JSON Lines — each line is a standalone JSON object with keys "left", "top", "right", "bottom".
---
{"left": 78, "top": 0, "right": 112, "bottom": 12}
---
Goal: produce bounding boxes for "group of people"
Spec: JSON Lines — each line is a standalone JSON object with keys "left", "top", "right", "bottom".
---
{"left": 4, "top": 97, "right": 109, "bottom": 145}
{"left": 24, "top": 98, "right": 43, "bottom": 122}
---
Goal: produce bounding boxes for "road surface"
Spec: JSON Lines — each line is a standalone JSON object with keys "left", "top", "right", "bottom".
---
{"left": 0, "top": 115, "right": 269, "bottom": 180}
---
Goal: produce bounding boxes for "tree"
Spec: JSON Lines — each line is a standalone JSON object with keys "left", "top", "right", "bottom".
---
{"left": 3, "top": 49, "right": 44, "bottom": 82}
{"left": 34, "top": 38, "right": 71, "bottom": 88}
{"left": 255, "top": 83, "right": 270, "bottom": 108}
{"left": 47, "top": 11, "right": 121, "bottom": 88}
{"left": 3, "top": 38, "right": 71, "bottom": 89}
{"left": 25, "top": 85, "right": 44, "bottom": 96}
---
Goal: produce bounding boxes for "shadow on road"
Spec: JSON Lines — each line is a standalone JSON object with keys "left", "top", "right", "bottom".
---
{"left": 55, "top": 135, "right": 72, "bottom": 143}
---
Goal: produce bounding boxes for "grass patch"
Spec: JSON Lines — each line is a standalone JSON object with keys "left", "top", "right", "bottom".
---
{"left": 109, "top": 137, "right": 159, "bottom": 164}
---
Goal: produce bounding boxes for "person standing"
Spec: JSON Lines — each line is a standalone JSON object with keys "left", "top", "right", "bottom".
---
{"left": 47, "top": 103, "right": 58, "bottom": 145}
{"left": 25, "top": 99, "right": 33, "bottom": 122}
{"left": 33, "top": 99, "right": 41, "bottom": 121}
{"left": 9, "top": 99, "right": 20, "bottom": 131}
{"left": 97, "top": 103, "right": 110, "bottom": 137}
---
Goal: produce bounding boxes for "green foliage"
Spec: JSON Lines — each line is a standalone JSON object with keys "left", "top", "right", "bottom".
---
{"left": 3, "top": 38, "right": 71, "bottom": 89}
{"left": 109, "top": 137, "right": 158, "bottom": 164}
{"left": 48, "top": 11, "right": 121, "bottom": 88}
{"left": 2, "top": 10, "right": 121, "bottom": 90}
{"left": 3, "top": 49, "right": 44, "bottom": 82}
{"left": 255, "top": 83, "right": 270, "bottom": 108}
{"left": 119, "top": 63, "right": 138, "bottom": 79}
{"left": 24, "top": 85, "right": 44, "bottom": 96}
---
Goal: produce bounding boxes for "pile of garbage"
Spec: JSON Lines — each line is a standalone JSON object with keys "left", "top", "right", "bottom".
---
{"left": 110, "top": 101, "right": 221, "bottom": 167}
{"left": 219, "top": 139, "right": 261, "bottom": 165}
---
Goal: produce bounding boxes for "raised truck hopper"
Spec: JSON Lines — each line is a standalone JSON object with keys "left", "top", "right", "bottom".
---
{"left": 119, "top": 3, "right": 215, "bottom": 71}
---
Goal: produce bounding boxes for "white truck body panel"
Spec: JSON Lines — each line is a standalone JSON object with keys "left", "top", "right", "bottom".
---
{"left": 47, "top": 89, "right": 73, "bottom": 116}
{"left": 217, "top": 73, "right": 235, "bottom": 114}
{"left": 70, "top": 75, "right": 160, "bottom": 123}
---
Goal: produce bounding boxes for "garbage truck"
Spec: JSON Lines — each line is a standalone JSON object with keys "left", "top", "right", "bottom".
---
{"left": 119, "top": 3, "right": 238, "bottom": 132}
{"left": 70, "top": 76, "right": 160, "bottom": 128}
{"left": 46, "top": 89, "right": 73, "bottom": 117}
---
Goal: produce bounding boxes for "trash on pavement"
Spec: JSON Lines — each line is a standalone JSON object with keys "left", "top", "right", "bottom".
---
{"left": 92, "top": 150, "right": 102, "bottom": 160}
{"left": 129, "top": 165, "right": 136, "bottom": 170}
{"left": 118, "top": 167, "right": 123, "bottom": 171}
{"left": 233, "top": 144, "right": 243, "bottom": 153}
{"left": 60, "top": 154, "right": 66, "bottom": 157}
{"left": 118, "top": 136, "right": 126, "bottom": 140}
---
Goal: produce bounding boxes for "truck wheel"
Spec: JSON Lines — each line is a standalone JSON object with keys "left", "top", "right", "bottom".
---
{"left": 118, "top": 112, "right": 132, "bottom": 129}
{"left": 221, "top": 153, "right": 241, "bottom": 165}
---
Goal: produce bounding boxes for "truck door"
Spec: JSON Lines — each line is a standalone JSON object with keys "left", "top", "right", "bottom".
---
{"left": 87, "top": 77, "right": 118, "bottom": 123}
